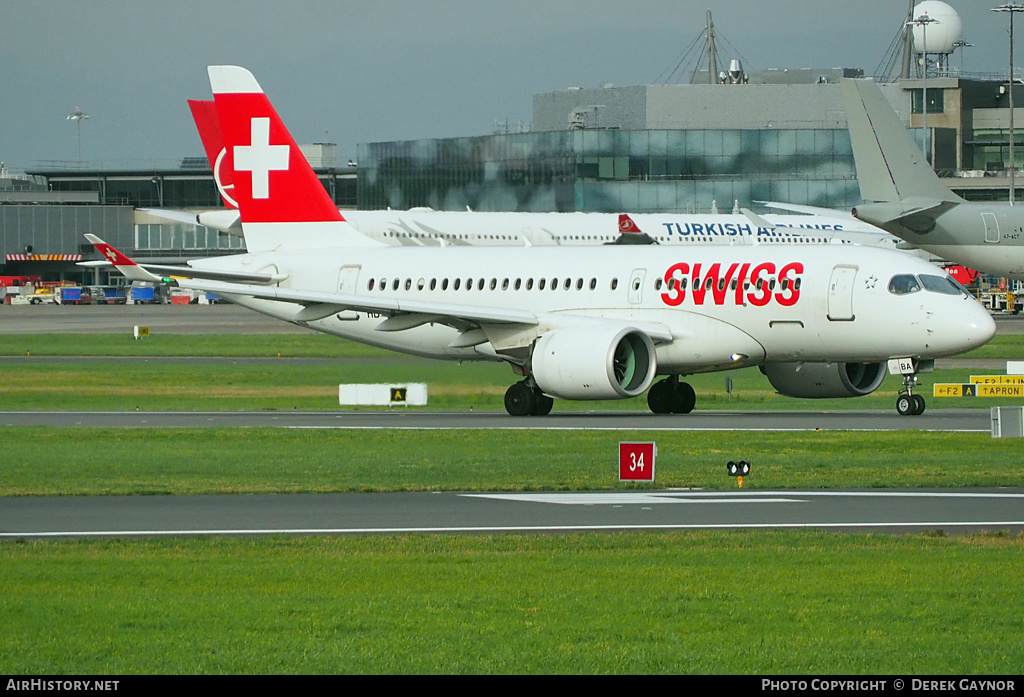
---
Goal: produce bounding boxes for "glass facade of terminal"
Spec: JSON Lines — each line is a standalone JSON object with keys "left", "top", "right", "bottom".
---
{"left": 46, "top": 174, "right": 356, "bottom": 209}
{"left": 134, "top": 223, "right": 244, "bottom": 251}
{"left": 358, "top": 128, "right": 861, "bottom": 213}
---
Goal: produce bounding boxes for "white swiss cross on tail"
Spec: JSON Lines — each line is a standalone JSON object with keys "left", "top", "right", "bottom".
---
{"left": 233, "top": 117, "right": 289, "bottom": 199}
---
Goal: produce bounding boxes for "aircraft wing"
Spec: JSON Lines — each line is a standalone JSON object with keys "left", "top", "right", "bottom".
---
{"left": 140, "top": 208, "right": 243, "bottom": 234}
{"left": 78, "top": 260, "right": 288, "bottom": 285}
{"left": 173, "top": 277, "right": 542, "bottom": 327}
{"left": 83, "top": 235, "right": 286, "bottom": 284}
{"left": 86, "top": 235, "right": 676, "bottom": 342}
{"left": 756, "top": 201, "right": 857, "bottom": 219}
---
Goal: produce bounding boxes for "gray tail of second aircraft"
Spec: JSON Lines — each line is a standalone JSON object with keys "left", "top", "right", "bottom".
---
{"left": 841, "top": 78, "right": 962, "bottom": 205}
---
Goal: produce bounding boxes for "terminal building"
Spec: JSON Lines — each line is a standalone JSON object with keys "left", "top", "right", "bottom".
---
{"left": 3, "top": 4, "right": 1022, "bottom": 284}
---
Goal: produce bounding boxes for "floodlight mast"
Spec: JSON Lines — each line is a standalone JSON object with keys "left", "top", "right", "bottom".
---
{"left": 907, "top": 13, "right": 940, "bottom": 163}
{"left": 993, "top": 2, "right": 1024, "bottom": 204}
{"left": 66, "top": 108, "right": 90, "bottom": 166}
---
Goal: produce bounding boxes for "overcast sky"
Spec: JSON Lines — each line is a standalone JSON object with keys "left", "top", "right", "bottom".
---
{"left": 0, "top": 1, "right": 1013, "bottom": 172}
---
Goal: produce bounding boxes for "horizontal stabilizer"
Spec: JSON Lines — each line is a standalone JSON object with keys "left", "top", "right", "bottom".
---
{"left": 852, "top": 198, "right": 958, "bottom": 232}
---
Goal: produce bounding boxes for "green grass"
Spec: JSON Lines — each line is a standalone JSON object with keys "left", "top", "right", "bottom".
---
{"left": 2, "top": 332, "right": 1024, "bottom": 412}
{"left": 1, "top": 533, "right": 1021, "bottom": 674}
{"left": 2, "top": 428, "right": 1020, "bottom": 496}
{"left": 2, "top": 331, "right": 1022, "bottom": 359}
{"left": 2, "top": 335, "right": 1021, "bottom": 674}
{"left": 2, "top": 356, "right": 1022, "bottom": 412}
{"left": 0, "top": 333, "right": 375, "bottom": 358}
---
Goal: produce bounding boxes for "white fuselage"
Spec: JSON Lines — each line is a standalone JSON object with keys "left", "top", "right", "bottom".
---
{"left": 193, "top": 241, "right": 993, "bottom": 374}
{"left": 189, "top": 208, "right": 901, "bottom": 248}
{"left": 321, "top": 210, "right": 899, "bottom": 249}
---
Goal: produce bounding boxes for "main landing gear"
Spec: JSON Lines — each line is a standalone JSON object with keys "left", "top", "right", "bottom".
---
{"left": 504, "top": 380, "right": 554, "bottom": 416}
{"left": 647, "top": 376, "right": 696, "bottom": 414}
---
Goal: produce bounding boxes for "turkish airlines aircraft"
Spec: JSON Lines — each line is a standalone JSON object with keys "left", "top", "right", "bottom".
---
{"left": 172, "top": 98, "right": 898, "bottom": 250}
{"left": 92, "top": 66, "right": 995, "bottom": 416}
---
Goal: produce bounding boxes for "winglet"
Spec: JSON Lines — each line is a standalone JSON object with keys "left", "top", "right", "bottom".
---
{"left": 85, "top": 234, "right": 165, "bottom": 283}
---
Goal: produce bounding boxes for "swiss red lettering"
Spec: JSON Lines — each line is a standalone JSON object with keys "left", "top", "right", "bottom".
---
{"left": 689, "top": 263, "right": 710, "bottom": 305}
{"left": 745, "top": 262, "right": 775, "bottom": 307}
{"left": 775, "top": 262, "right": 803, "bottom": 306}
{"left": 734, "top": 263, "right": 751, "bottom": 305}
{"left": 660, "top": 262, "right": 689, "bottom": 306}
{"left": 660, "top": 260, "right": 802, "bottom": 308}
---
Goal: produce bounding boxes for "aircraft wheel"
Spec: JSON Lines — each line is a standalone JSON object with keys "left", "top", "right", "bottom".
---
{"left": 532, "top": 393, "right": 554, "bottom": 416}
{"left": 896, "top": 394, "right": 915, "bottom": 416}
{"left": 672, "top": 382, "right": 696, "bottom": 414}
{"left": 913, "top": 394, "right": 926, "bottom": 416}
{"left": 647, "top": 380, "right": 675, "bottom": 414}
{"left": 504, "top": 381, "right": 536, "bottom": 416}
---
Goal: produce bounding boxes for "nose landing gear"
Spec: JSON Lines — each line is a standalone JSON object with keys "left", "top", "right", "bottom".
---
{"left": 891, "top": 358, "right": 932, "bottom": 416}
{"left": 896, "top": 378, "right": 926, "bottom": 416}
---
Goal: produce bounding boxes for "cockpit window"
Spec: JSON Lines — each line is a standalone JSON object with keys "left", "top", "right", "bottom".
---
{"left": 888, "top": 274, "right": 921, "bottom": 295}
{"left": 919, "top": 274, "right": 965, "bottom": 296}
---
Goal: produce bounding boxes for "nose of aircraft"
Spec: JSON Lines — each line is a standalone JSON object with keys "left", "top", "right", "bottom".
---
{"left": 933, "top": 296, "right": 996, "bottom": 356}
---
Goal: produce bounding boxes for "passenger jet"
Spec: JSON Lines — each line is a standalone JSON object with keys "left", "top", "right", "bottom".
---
{"left": 89, "top": 66, "right": 995, "bottom": 416}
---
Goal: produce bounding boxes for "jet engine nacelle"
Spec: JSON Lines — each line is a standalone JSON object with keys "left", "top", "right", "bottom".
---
{"left": 762, "top": 361, "right": 886, "bottom": 399}
{"left": 532, "top": 325, "right": 657, "bottom": 400}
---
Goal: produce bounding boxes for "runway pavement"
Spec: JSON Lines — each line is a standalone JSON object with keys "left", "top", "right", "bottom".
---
{"left": 3, "top": 489, "right": 1022, "bottom": 538}
{"left": 0, "top": 407, "right": 996, "bottom": 431}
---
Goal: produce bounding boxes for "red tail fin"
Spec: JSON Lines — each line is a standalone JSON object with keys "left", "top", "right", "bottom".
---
{"left": 188, "top": 99, "right": 237, "bottom": 209}
{"left": 208, "top": 66, "right": 342, "bottom": 225}
{"left": 618, "top": 214, "right": 643, "bottom": 234}
{"left": 189, "top": 99, "right": 237, "bottom": 209}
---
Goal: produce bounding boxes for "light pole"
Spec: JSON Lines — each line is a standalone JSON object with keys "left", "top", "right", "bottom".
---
{"left": 908, "top": 13, "right": 940, "bottom": 162}
{"left": 952, "top": 39, "right": 973, "bottom": 75}
{"left": 993, "top": 3, "right": 1024, "bottom": 204}
{"left": 66, "top": 108, "right": 89, "bottom": 166}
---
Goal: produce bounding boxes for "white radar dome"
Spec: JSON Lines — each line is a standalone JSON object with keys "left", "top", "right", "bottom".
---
{"left": 911, "top": 1, "right": 963, "bottom": 54}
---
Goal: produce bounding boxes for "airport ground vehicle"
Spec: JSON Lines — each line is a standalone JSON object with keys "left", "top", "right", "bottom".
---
{"left": 54, "top": 286, "right": 90, "bottom": 305}
{"left": 84, "top": 285, "right": 127, "bottom": 305}
{"left": 975, "top": 277, "right": 1023, "bottom": 314}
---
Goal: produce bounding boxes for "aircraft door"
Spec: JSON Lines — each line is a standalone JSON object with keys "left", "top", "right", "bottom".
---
{"left": 983, "top": 213, "right": 1000, "bottom": 243}
{"left": 827, "top": 265, "right": 857, "bottom": 321}
{"left": 338, "top": 265, "right": 361, "bottom": 294}
{"left": 628, "top": 268, "right": 646, "bottom": 304}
